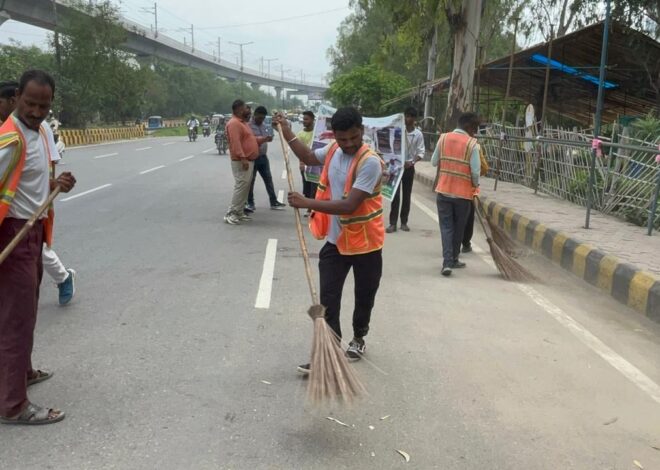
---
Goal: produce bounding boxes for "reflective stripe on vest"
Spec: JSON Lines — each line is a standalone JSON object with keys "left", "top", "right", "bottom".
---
{"left": 435, "top": 132, "right": 477, "bottom": 200}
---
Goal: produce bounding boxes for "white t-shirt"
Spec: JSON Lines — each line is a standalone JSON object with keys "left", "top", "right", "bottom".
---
{"left": 313, "top": 143, "right": 383, "bottom": 245}
{"left": 0, "top": 117, "right": 53, "bottom": 219}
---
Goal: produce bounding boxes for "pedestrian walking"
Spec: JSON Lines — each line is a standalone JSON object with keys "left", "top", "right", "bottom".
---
{"left": 0, "top": 70, "right": 76, "bottom": 425}
{"left": 0, "top": 80, "right": 76, "bottom": 305}
{"left": 297, "top": 110, "right": 318, "bottom": 217}
{"left": 386, "top": 107, "right": 425, "bottom": 233}
{"left": 275, "top": 107, "right": 385, "bottom": 373}
{"left": 431, "top": 112, "right": 482, "bottom": 277}
{"left": 245, "top": 106, "right": 282, "bottom": 213}
{"left": 224, "top": 99, "right": 270, "bottom": 225}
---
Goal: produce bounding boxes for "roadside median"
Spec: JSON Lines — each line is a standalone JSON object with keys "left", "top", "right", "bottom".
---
{"left": 414, "top": 161, "right": 660, "bottom": 320}
{"left": 60, "top": 126, "right": 145, "bottom": 147}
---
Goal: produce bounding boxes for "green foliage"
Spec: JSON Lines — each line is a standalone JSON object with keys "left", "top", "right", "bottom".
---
{"left": 152, "top": 127, "right": 189, "bottom": 137}
{"left": 631, "top": 114, "right": 660, "bottom": 142}
{"left": 0, "top": 41, "right": 54, "bottom": 80}
{"left": 326, "top": 64, "right": 410, "bottom": 115}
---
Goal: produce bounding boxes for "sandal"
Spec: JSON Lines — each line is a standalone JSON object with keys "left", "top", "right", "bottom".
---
{"left": 27, "top": 369, "right": 53, "bottom": 387}
{"left": 0, "top": 402, "right": 65, "bottom": 425}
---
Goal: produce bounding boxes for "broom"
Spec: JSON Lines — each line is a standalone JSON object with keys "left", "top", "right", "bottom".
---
{"left": 473, "top": 196, "right": 536, "bottom": 282}
{"left": 0, "top": 186, "right": 61, "bottom": 265}
{"left": 276, "top": 124, "right": 366, "bottom": 403}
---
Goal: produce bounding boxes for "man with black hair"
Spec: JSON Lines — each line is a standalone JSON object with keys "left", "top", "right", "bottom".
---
{"left": 0, "top": 70, "right": 76, "bottom": 425}
{"left": 225, "top": 99, "right": 270, "bottom": 225}
{"left": 246, "top": 105, "right": 282, "bottom": 213}
{"left": 386, "top": 106, "right": 425, "bottom": 233}
{"left": 275, "top": 107, "right": 384, "bottom": 372}
{"left": 0, "top": 80, "right": 76, "bottom": 306}
{"left": 431, "top": 112, "right": 482, "bottom": 277}
{"left": 297, "top": 110, "right": 318, "bottom": 217}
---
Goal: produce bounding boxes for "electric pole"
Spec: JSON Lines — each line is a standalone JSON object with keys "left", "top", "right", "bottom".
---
{"left": 265, "top": 58, "right": 277, "bottom": 79}
{"left": 229, "top": 41, "right": 253, "bottom": 94}
{"left": 140, "top": 2, "right": 158, "bottom": 37}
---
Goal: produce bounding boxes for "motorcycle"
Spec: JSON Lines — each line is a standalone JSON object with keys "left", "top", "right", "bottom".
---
{"left": 188, "top": 125, "right": 198, "bottom": 142}
{"left": 202, "top": 123, "right": 211, "bottom": 137}
{"left": 215, "top": 128, "right": 227, "bottom": 154}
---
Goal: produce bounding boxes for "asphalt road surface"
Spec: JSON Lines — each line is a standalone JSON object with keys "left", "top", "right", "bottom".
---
{"left": 1, "top": 133, "right": 660, "bottom": 470}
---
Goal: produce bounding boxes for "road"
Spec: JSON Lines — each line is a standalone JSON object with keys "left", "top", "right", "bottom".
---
{"left": 1, "top": 134, "right": 660, "bottom": 470}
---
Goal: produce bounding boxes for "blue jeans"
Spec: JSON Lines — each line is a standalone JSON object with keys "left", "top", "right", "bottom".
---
{"left": 436, "top": 194, "right": 472, "bottom": 267}
{"left": 247, "top": 154, "right": 278, "bottom": 207}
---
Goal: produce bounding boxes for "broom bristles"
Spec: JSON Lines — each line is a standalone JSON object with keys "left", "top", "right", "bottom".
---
{"left": 307, "top": 305, "right": 366, "bottom": 403}
{"left": 487, "top": 238, "right": 537, "bottom": 282}
{"left": 487, "top": 217, "right": 520, "bottom": 257}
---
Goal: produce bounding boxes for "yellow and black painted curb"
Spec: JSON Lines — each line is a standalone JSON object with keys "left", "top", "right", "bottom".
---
{"left": 479, "top": 196, "right": 659, "bottom": 319}
{"left": 59, "top": 126, "right": 145, "bottom": 147}
{"left": 413, "top": 170, "right": 660, "bottom": 319}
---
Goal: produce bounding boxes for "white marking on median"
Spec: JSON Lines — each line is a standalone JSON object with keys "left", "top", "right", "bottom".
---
{"left": 94, "top": 152, "right": 118, "bottom": 159}
{"left": 255, "top": 238, "right": 278, "bottom": 309}
{"left": 61, "top": 184, "right": 112, "bottom": 202}
{"left": 277, "top": 190, "right": 284, "bottom": 204}
{"left": 412, "top": 195, "right": 660, "bottom": 406}
{"left": 202, "top": 148, "right": 215, "bottom": 153}
{"left": 281, "top": 169, "right": 287, "bottom": 180}
{"left": 139, "top": 165, "right": 165, "bottom": 175}
{"left": 135, "top": 146, "right": 152, "bottom": 151}
{"left": 179, "top": 155, "right": 195, "bottom": 162}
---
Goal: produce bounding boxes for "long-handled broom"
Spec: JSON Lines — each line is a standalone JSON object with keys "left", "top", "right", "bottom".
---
{"left": 276, "top": 124, "right": 366, "bottom": 403}
{"left": 473, "top": 196, "right": 536, "bottom": 282}
{"left": 0, "top": 186, "right": 61, "bottom": 265}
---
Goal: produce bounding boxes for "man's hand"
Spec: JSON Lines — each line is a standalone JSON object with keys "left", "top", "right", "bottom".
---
{"left": 287, "top": 191, "right": 308, "bottom": 209}
{"left": 266, "top": 136, "right": 274, "bottom": 143}
{"left": 273, "top": 113, "right": 290, "bottom": 132}
{"left": 241, "top": 160, "right": 249, "bottom": 171}
{"left": 54, "top": 172, "right": 76, "bottom": 193}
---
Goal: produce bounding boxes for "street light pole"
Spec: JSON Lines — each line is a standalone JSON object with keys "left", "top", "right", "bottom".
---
{"left": 265, "top": 58, "right": 278, "bottom": 79}
{"left": 229, "top": 41, "right": 254, "bottom": 95}
{"left": 217, "top": 37, "right": 222, "bottom": 61}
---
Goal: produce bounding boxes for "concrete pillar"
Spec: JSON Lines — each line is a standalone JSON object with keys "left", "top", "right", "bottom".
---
{"left": 274, "top": 87, "right": 282, "bottom": 100}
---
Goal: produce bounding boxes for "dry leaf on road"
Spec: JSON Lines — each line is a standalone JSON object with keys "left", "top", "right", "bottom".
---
{"left": 326, "top": 417, "right": 349, "bottom": 427}
{"left": 602, "top": 417, "right": 618, "bottom": 425}
{"left": 380, "top": 415, "right": 390, "bottom": 421}
{"left": 396, "top": 450, "right": 410, "bottom": 463}
{"left": 260, "top": 380, "right": 272, "bottom": 385}
{"left": 633, "top": 460, "right": 644, "bottom": 469}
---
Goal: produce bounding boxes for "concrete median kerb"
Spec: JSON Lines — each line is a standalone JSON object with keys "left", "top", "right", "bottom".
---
{"left": 59, "top": 126, "right": 145, "bottom": 147}
{"left": 413, "top": 169, "right": 660, "bottom": 319}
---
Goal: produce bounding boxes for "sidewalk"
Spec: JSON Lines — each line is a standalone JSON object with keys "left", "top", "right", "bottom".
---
{"left": 414, "top": 161, "right": 660, "bottom": 318}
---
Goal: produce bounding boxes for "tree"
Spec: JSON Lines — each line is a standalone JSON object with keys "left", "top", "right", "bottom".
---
{"left": 443, "top": 0, "right": 484, "bottom": 129}
{"left": 326, "top": 64, "right": 410, "bottom": 114}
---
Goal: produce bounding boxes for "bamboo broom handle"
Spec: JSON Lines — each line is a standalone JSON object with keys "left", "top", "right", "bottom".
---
{"left": 0, "top": 186, "right": 61, "bottom": 265}
{"left": 276, "top": 124, "right": 319, "bottom": 305}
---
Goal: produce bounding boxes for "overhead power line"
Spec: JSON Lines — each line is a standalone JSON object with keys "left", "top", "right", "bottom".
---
{"left": 196, "top": 7, "right": 348, "bottom": 30}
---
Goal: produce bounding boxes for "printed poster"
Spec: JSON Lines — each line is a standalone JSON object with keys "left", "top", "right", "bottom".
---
{"left": 307, "top": 104, "right": 406, "bottom": 201}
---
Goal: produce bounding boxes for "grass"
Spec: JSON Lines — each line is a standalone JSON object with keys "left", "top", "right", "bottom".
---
{"left": 151, "top": 127, "right": 189, "bottom": 137}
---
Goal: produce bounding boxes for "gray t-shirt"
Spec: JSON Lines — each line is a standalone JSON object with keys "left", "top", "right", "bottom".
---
{"left": 313, "top": 144, "right": 383, "bottom": 245}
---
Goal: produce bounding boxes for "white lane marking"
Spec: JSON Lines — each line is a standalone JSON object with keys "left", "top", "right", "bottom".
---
{"left": 139, "top": 165, "right": 165, "bottom": 175}
{"left": 135, "top": 146, "right": 152, "bottom": 151}
{"left": 202, "top": 148, "right": 215, "bottom": 153}
{"left": 162, "top": 142, "right": 177, "bottom": 146}
{"left": 255, "top": 238, "right": 278, "bottom": 309}
{"left": 179, "top": 155, "right": 195, "bottom": 162}
{"left": 281, "top": 169, "right": 287, "bottom": 180}
{"left": 412, "top": 195, "right": 660, "bottom": 405}
{"left": 277, "top": 190, "right": 284, "bottom": 204}
{"left": 61, "top": 183, "right": 112, "bottom": 202}
{"left": 94, "top": 152, "right": 118, "bottom": 159}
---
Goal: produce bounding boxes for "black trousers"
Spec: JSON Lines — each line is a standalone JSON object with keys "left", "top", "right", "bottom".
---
{"left": 319, "top": 243, "right": 382, "bottom": 339}
{"left": 300, "top": 170, "right": 318, "bottom": 199}
{"left": 248, "top": 154, "right": 278, "bottom": 207}
{"left": 389, "top": 165, "right": 415, "bottom": 226}
{"left": 463, "top": 202, "right": 475, "bottom": 247}
{"left": 436, "top": 194, "right": 471, "bottom": 267}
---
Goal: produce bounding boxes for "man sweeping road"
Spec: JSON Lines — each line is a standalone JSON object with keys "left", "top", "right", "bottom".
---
{"left": 274, "top": 107, "right": 384, "bottom": 373}
{"left": 0, "top": 70, "right": 76, "bottom": 425}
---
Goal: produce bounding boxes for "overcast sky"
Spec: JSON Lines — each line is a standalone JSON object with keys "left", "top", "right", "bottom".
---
{"left": 0, "top": 0, "right": 351, "bottom": 84}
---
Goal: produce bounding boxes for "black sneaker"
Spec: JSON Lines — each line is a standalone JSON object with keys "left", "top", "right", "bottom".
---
{"left": 400, "top": 224, "right": 410, "bottom": 232}
{"left": 244, "top": 204, "right": 255, "bottom": 214}
{"left": 297, "top": 363, "right": 310, "bottom": 375}
{"left": 462, "top": 244, "right": 472, "bottom": 253}
{"left": 453, "top": 260, "right": 466, "bottom": 269}
{"left": 345, "top": 338, "right": 366, "bottom": 361}
{"left": 270, "top": 202, "right": 286, "bottom": 210}
{"left": 441, "top": 266, "right": 452, "bottom": 276}
{"left": 385, "top": 225, "right": 397, "bottom": 233}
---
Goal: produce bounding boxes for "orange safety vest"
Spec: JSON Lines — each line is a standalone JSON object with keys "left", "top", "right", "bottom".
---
{"left": 309, "top": 142, "right": 385, "bottom": 255}
{"left": 0, "top": 115, "right": 55, "bottom": 246}
{"left": 435, "top": 131, "right": 478, "bottom": 200}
